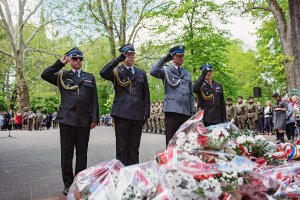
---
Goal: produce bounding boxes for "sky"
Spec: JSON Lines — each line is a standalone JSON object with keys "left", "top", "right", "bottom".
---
{"left": 221, "top": 16, "right": 259, "bottom": 50}
{"left": 4, "top": 0, "right": 260, "bottom": 51}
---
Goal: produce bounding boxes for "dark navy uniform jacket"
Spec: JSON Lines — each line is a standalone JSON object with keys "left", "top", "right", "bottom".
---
{"left": 41, "top": 60, "right": 99, "bottom": 127}
{"left": 100, "top": 59, "right": 150, "bottom": 121}
{"left": 193, "top": 76, "right": 226, "bottom": 124}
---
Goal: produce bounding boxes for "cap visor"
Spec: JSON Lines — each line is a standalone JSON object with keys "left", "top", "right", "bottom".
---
{"left": 126, "top": 51, "right": 136, "bottom": 54}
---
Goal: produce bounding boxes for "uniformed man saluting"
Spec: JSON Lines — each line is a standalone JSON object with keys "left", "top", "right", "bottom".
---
{"left": 100, "top": 44, "right": 150, "bottom": 166}
{"left": 41, "top": 48, "right": 99, "bottom": 195}
{"left": 193, "top": 64, "right": 226, "bottom": 126}
{"left": 150, "top": 45, "right": 195, "bottom": 147}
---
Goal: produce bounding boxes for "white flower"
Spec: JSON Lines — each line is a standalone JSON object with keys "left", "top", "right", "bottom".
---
{"left": 199, "top": 177, "right": 222, "bottom": 200}
{"left": 246, "top": 136, "right": 255, "bottom": 143}
{"left": 210, "top": 126, "right": 229, "bottom": 138}
{"left": 176, "top": 138, "right": 186, "bottom": 149}
{"left": 183, "top": 142, "right": 197, "bottom": 152}
{"left": 187, "top": 132, "right": 199, "bottom": 142}
{"left": 177, "top": 132, "right": 186, "bottom": 139}
{"left": 238, "top": 177, "right": 244, "bottom": 185}
{"left": 254, "top": 135, "right": 266, "bottom": 141}
{"left": 236, "top": 136, "right": 246, "bottom": 144}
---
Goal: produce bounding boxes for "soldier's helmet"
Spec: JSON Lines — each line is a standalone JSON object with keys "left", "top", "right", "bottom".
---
{"left": 200, "top": 63, "right": 213, "bottom": 71}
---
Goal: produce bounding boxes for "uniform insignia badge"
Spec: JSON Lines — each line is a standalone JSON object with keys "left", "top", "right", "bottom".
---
{"left": 84, "top": 80, "right": 92, "bottom": 83}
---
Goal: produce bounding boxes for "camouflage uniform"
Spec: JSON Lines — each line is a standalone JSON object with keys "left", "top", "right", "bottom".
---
{"left": 158, "top": 102, "right": 165, "bottom": 134}
{"left": 226, "top": 103, "right": 236, "bottom": 122}
{"left": 152, "top": 103, "right": 160, "bottom": 134}
{"left": 148, "top": 103, "right": 155, "bottom": 133}
{"left": 247, "top": 103, "right": 258, "bottom": 130}
{"left": 236, "top": 102, "right": 248, "bottom": 129}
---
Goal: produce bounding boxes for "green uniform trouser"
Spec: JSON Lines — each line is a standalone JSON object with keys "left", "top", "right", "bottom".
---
{"left": 237, "top": 116, "right": 247, "bottom": 129}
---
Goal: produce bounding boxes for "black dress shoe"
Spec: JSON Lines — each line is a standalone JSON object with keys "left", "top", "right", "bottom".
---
{"left": 63, "top": 187, "right": 69, "bottom": 195}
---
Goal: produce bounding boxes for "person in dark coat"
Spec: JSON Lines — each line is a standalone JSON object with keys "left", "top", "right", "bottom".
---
{"left": 256, "top": 101, "right": 264, "bottom": 134}
{"left": 272, "top": 92, "right": 287, "bottom": 143}
{"left": 264, "top": 100, "right": 273, "bottom": 135}
{"left": 45, "top": 113, "right": 52, "bottom": 130}
{"left": 193, "top": 63, "right": 226, "bottom": 127}
{"left": 100, "top": 44, "right": 150, "bottom": 166}
{"left": 41, "top": 47, "right": 99, "bottom": 195}
{"left": 150, "top": 45, "right": 195, "bottom": 147}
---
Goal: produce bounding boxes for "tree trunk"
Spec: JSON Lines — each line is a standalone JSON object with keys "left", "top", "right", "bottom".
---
{"left": 5, "top": 71, "right": 10, "bottom": 109}
{"left": 107, "top": 27, "right": 116, "bottom": 59}
{"left": 15, "top": 57, "right": 30, "bottom": 112}
{"left": 289, "top": 0, "right": 300, "bottom": 96}
{"left": 120, "top": 0, "right": 127, "bottom": 46}
{"left": 267, "top": 0, "right": 300, "bottom": 95}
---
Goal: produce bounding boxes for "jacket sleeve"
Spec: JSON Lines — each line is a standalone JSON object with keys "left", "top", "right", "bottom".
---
{"left": 41, "top": 60, "right": 65, "bottom": 86}
{"left": 150, "top": 58, "right": 165, "bottom": 79}
{"left": 220, "top": 86, "right": 226, "bottom": 122}
{"left": 91, "top": 75, "right": 100, "bottom": 123}
{"left": 143, "top": 73, "right": 151, "bottom": 118}
{"left": 287, "top": 103, "right": 293, "bottom": 119}
{"left": 100, "top": 59, "right": 120, "bottom": 81}
{"left": 189, "top": 80, "right": 195, "bottom": 115}
{"left": 193, "top": 74, "right": 205, "bottom": 94}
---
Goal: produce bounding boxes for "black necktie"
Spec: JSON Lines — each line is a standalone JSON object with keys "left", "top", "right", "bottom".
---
{"left": 129, "top": 68, "right": 133, "bottom": 75}
{"left": 178, "top": 67, "right": 181, "bottom": 76}
{"left": 75, "top": 70, "right": 79, "bottom": 77}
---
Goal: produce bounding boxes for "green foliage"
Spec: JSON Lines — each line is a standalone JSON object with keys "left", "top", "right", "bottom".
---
{"left": 255, "top": 18, "right": 287, "bottom": 95}
{"left": 0, "top": 96, "right": 8, "bottom": 111}
{"left": 30, "top": 94, "right": 60, "bottom": 113}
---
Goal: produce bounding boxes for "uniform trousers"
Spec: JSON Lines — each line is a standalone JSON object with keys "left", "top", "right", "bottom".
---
{"left": 114, "top": 117, "right": 145, "bottom": 166}
{"left": 286, "top": 122, "right": 296, "bottom": 140}
{"left": 165, "top": 112, "right": 190, "bottom": 147}
{"left": 59, "top": 123, "right": 90, "bottom": 188}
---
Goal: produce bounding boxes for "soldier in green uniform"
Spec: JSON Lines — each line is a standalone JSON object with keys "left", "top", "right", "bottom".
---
{"left": 154, "top": 102, "right": 160, "bottom": 133}
{"left": 158, "top": 102, "right": 165, "bottom": 134}
{"left": 247, "top": 97, "right": 258, "bottom": 130}
{"left": 226, "top": 98, "right": 236, "bottom": 122}
{"left": 149, "top": 103, "right": 155, "bottom": 133}
{"left": 236, "top": 96, "right": 248, "bottom": 129}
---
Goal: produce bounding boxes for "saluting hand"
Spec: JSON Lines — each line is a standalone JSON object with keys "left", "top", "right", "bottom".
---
{"left": 90, "top": 122, "right": 97, "bottom": 129}
{"left": 60, "top": 55, "right": 70, "bottom": 64}
{"left": 201, "top": 70, "right": 208, "bottom": 78}
{"left": 164, "top": 53, "right": 174, "bottom": 62}
{"left": 116, "top": 53, "right": 126, "bottom": 62}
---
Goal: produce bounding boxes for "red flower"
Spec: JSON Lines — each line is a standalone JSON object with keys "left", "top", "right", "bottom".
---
{"left": 255, "top": 157, "right": 267, "bottom": 166}
{"left": 198, "top": 135, "right": 209, "bottom": 147}
{"left": 194, "top": 173, "right": 214, "bottom": 181}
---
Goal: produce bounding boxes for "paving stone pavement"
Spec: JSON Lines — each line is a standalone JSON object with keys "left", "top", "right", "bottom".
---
{"left": 0, "top": 127, "right": 165, "bottom": 200}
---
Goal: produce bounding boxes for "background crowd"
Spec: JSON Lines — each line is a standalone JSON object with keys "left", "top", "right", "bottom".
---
{"left": 0, "top": 109, "right": 58, "bottom": 131}
{"left": 226, "top": 94, "right": 300, "bottom": 143}
{"left": 1, "top": 94, "right": 299, "bottom": 144}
